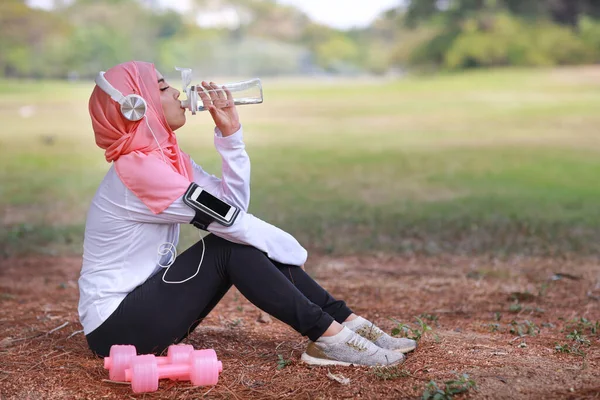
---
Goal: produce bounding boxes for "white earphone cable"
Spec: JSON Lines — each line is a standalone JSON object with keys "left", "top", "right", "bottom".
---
{"left": 144, "top": 115, "right": 205, "bottom": 284}
{"left": 96, "top": 77, "right": 205, "bottom": 284}
{"left": 144, "top": 116, "right": 167, "bottom": 163}
{"left": 158, "top": 230, "right": 205, "bottom": 284}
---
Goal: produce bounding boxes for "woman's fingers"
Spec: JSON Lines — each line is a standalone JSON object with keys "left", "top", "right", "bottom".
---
{"left": 209, "top": 82, "right": 226, "bottom": 101}
{"left": 199, "top": 81, "right": 229, "bottom": 108}
{"left": 197, "top": 83, "right": 213, "bottom": 110}
{"left": 198, "top": 81, "right": 235, "bottom": 117}
{"left": 200, "top": 81, "right": 218, "bottom": 104}
{"left": 223, "top": 86, "right": 234, "bottom": 102}
{"left": 212, "top": 99, "right": 231, "bottom": 108}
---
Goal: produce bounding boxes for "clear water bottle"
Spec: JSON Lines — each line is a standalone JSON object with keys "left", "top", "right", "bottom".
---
{"left": 177, "top": 67, "right": 263, "bottom": 115}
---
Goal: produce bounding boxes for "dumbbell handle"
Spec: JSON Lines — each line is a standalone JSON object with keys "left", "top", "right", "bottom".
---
{"left": 125, "top": 363, "right": 187, "bottom": 382}
{"left": 124, "top": 360, "right": 223, "bottom": 382}
{"left": 104, "top": 356, "right": 169, "bottom": 370}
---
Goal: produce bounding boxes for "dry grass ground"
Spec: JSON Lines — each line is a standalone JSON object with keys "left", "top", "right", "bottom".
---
{"left": 1, "top": 254, "right": 598, "bottom": 399}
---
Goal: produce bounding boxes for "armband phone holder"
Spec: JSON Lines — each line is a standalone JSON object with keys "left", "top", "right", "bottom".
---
{"left": 183, "top": 183, "right": 240, "bottom": 230}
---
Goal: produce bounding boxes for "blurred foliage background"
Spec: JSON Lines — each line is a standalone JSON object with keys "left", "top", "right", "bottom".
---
{"left": 2, "top": 0, "right": 600, "bottom": 78}
{"left": 1, "top": 0, "right": 600, "bottom": 259}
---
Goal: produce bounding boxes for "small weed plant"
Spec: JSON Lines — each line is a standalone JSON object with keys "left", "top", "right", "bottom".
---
{"left": 554, "top": 343, "right": 571, "bottom": 353}
{"left": 391, "top": 317, "right": 437, "bottom": 342}
{"left": 566, "top": 317, "right": 599, "bottom": 337}
{"left": 508, "top": 302, "right": 522, "bottom": 313}
{"left": 555, "top": 329, "right": 592, "bottom": 360}
{"left": 276, "top": 354, "right": 292, "bottom": 370}
{"left": 228, "top": 318, "right": 242, "bottom": 328}
{"left": 419, "top": 313, "right": 440, "bottom": 326}
{"left": 567, "top": 330, "right": 591, "bottom": 346}
{"left": 509, "top": 320, "right": 539, "bottom": 337}
{"left": 538, "top": 281, "right": 552, "bottom": 297}
{"left": 422, "top": 373, "right": 477, "bottom": 400}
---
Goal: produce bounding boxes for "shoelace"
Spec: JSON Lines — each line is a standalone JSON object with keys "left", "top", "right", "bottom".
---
{"left": 347, "top": 333, "right": 372, "bottom": 351}
{"left": 365, "top": 323, "right": 384, "bottom": 336}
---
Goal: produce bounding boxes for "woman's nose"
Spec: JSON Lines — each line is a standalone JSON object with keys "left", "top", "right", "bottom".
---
{"left": 174, "top": 89, "right": 180, "bottom": 99}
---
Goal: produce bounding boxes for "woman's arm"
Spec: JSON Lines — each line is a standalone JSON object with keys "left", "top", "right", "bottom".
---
{"left": 190, "top": 82, "right": 251, "bottom": 211}
{"left": 207, "top": 210, "right": 307, "bottom": 266}
{"left": 124, "top": 190, "right": 307, "bottom": 266}
{"left": 190, "top": 126, "right": 250, "bottom": 212}
{"left": 124, "top": 85, "right": 306, "bottom": 264}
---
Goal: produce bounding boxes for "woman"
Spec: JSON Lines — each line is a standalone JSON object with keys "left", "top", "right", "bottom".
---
{"left": 78, "top": 61, "right": 415, "bottom": 366}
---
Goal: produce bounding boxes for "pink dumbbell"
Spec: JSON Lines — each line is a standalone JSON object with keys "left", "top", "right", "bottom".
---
{"left": 104, "top": 344, "right": 194, "bottom": 381}
{"left": 124, "top": 350, "right": 223, "bottom": 394}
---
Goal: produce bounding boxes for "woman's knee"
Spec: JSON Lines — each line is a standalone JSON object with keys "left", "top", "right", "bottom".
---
{"left": 232, "top": 243, "right": 267, "bottom": 260}
{"left": 198, "top": 235, "right": 266, "bottom": 271}
{"left": 224, "top": 244, "right": 270, "bottom": 275}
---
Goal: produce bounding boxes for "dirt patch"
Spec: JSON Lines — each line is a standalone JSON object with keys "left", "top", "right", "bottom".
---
{"left": 0, "top": 255, "right": 599, "bottom": 399}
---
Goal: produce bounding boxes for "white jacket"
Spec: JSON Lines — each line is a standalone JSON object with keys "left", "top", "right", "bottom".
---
{"left": 78, "top": 127, "right": 307, "bottom": 334}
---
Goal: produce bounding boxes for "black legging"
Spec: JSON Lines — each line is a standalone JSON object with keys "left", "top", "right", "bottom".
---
{"left": 86, "top": 234, "right": 353, "bottom": 356}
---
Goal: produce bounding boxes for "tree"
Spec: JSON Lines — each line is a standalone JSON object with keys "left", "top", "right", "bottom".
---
{"left": 0, "top": 0, "right": 70, "bottom": 77}
{"left": 397, "top": 0, "right": 600, "bottom": 69}
{"left": 404, "top": 0, "right": 600, "bottom": 27}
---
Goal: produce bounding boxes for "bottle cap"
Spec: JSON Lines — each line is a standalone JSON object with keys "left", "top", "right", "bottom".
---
{"left": 175, "top": 67, "right": 194, "bottom": 113}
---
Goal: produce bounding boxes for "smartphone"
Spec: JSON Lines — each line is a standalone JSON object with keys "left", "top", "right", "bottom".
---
{"left": 184, "top": 184, "right": 239, "bottom": 227}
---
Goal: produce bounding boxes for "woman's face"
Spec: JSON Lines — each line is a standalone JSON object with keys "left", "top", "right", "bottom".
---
{"left": 156, "top": 70, "right": 186, "bottom": 131}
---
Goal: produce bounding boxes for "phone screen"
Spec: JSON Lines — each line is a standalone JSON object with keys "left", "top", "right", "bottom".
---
{"left": 197, "top": 191, "right": 231, "bottom": 218}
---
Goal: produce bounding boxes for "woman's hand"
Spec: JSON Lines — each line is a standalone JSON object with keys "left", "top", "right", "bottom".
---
{"left": 198, "top": 81, "right": 241, "bottom": 137}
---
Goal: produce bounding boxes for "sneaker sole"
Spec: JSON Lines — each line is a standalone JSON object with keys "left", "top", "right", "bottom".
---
{"left": 394, "top": 345, "right": 417, "bottom": 353}
{"left": 300, "top": 352, "right": 404, "bottom": 367}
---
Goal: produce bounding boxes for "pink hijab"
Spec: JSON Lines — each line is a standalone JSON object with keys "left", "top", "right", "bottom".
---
{"left": 89, "top": 61, "right": 194, "bottom": 214}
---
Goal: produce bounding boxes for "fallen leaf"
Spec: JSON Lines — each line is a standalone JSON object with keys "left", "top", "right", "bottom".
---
{"left": 327, "top": 370, "right": 350, "bottom": 385}
{"left": 257, "top": 312, "right": 272, "bottom": 324}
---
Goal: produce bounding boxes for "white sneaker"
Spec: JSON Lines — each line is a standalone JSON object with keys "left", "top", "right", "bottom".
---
{"left": 300, "top": 327, "right": 405, "bottom": 367}
{"left": 344, "top": 316, "right": 417, "bottom": 353}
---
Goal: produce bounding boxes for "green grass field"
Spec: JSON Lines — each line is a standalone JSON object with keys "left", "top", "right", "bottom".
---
{"left": 1, "top": 67, "right": 600, "bottom": 257}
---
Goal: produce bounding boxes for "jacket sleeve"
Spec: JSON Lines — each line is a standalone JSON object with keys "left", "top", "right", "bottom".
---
{"left": 189, "top": 126, "right": 250, "bottom": 212}
{"left": 207, "top": 210, "right": 308, "bottom": 266}
{"left": 125, "top": 194, "right": 307, "bottom": 266}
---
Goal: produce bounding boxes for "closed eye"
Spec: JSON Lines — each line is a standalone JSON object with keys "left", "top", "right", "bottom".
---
{"left": 160, "top": 86, "right": 170, "bottom": 92}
